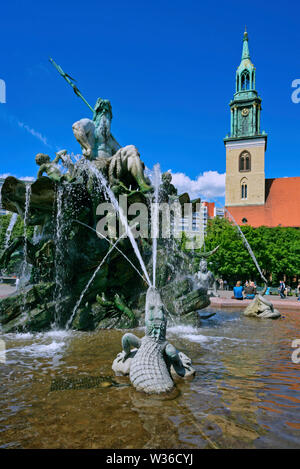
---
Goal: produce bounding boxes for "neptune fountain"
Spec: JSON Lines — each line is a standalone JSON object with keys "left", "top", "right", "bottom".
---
{"left": 0, "top": 59, "right": 281, "bottom": 399}
{"left": 0, "top": 60, "right": 214, "bottom": 337}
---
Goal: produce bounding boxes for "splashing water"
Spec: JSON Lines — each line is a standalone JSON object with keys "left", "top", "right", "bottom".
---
{"left": 72, "top": 219, "right": 146, "bottom": 283}
{"left": 54, "top": 185, "right": 65, "bottom": 325}
{"left": 66, "top": 232, "right": 127, "bottom": 329}
{"left": 77, "top": 216, "right": 178, "bottom": 326}
{"left": 83, "top": 160, "right": 152, "bottom": 286}
{"left": 151, "top": 163, "right": 161, "bottom": 288}
{"left": 4, "top": 213, "right": 18, "bottom": 249}
{"left": 19, "top": 185, "right": 32, "bottom": 316}
{"left": 32, "top": 226, "right": 42, "bottom": 245}
{"left": 20, "top": 184, "right": 32, "bottom": 283}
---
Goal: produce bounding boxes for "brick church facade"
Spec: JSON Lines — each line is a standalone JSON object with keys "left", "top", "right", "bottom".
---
{"left": 224, "top": 30, "right": 300, "bottom": 228}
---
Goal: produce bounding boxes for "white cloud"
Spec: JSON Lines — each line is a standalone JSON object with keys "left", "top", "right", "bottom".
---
{"left": 19, "top": 176, "right": 35, "bottom": 181}
{"left": 169, "top": 170, "right": 225, "bottom": 200}
{"left": 0, "top": 110, "right": 52, "bottom": 147}
{"left": 18, "top": 121, "right": 50, "bottom": 147}
{"left": 0, "top": 173, "right": 35, "bottom": 181}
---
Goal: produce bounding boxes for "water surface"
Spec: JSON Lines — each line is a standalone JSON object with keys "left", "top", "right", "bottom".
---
{"left": 1, "top": 309, "right": 300, "bottom": 449}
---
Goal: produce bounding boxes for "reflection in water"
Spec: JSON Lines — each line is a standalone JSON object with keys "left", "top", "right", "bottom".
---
{"left": 0, "top": 310, "right": 300, "bottom": 449}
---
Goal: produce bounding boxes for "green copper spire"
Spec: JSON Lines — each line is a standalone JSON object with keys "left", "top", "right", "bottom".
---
{"left": 224, "top": 29, "right": 267, "bottom": 144}
{"left": 242, "top": 28, "right": 251, "bottom": 60}
{"left": 236, "top": 28, "right": 255, "bottom": 91}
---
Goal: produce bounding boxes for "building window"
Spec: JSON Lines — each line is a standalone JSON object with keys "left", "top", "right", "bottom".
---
{"left": 241, "top": 183, "right": 247, "bottom": 199}
{"left": 245, "top": 154, "right": 250, "bottom": 170}
{"left": 241, "top": 70, "right": 250, "bottom": 90}
{"left": 239, "top": 151, "right": 251, "bottom": 172}
{"left": 242, "top": 217, "right": 248, "bottom": 223}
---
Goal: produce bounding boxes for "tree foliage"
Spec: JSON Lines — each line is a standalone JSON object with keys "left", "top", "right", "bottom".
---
{"left": 201, "top": 218, "right": 300, "bottom": 287}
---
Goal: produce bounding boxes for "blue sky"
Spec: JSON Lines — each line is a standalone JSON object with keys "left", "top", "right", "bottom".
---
{"left": 0, "top": 0, "right": 299, "bottom": 200}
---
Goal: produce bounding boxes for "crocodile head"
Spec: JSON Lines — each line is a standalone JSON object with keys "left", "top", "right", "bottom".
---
{"left": 145, "top": 287, "right": 166, "bottom": 342}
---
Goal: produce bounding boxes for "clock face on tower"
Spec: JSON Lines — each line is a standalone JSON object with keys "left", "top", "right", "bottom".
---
{"left": 240, "top": 108, "right": 249, "bottom": 135}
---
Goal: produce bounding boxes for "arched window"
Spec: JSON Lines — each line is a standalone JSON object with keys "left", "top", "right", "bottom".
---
{"left": 245, "top": 154, "right": 250, "bottom": 170}
{"left": 239, "top": 151, "right": 251, "bottom": 172}
{"left": 241, "top": 70, "right": 250, "bottom": 90}
{"left": 239, "top": 154, "right": 244, "bottom": 171}
{"left": 241, "top": 179, "right": 248, "bottom": 200}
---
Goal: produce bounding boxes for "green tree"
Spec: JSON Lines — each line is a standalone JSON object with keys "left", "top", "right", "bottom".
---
{"left": 189, "top": 218, "right": 300, "bottom": 288}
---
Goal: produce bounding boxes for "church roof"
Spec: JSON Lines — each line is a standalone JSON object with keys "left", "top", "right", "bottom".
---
{"left": 226, "top": 177, "right": 300, "bottom": 227}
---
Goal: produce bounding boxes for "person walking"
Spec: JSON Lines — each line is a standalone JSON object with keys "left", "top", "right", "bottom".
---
{"left": 233, "top": 281, "right": 244, "bottom": 300}
{"left": 297, "top": 283, "right": 300, "bottom": 301}
{"left": 278, "top": 280, "right": 286, "bottom": 299}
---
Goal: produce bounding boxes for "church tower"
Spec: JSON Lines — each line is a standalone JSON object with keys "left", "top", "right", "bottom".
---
{"left": 224, "top": 29, "right": 267, "bottom": 207}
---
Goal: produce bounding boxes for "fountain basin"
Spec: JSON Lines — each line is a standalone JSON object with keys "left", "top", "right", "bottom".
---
{"left": 1, "top": 308, "right": 300, "bottom": 449}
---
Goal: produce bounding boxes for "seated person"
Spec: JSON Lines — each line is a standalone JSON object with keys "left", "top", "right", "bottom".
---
{"left": 233, "top": 281, "right": 244, "bottom": 300}
{"left": 244, "top": 281, "right": 256, "bottom": 300}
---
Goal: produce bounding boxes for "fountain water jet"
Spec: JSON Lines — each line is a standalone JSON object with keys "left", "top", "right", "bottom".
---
{"left": 19, "top": 184, "right": 32, "bottom": 318}
{"left": 83, "top": 160, "right": 152, "bottom": 287}
{"left": 212, "top": 198, "right": 267, "bottom": 284}
{"left": 151, "top": 163, "right": 161, "bottom": 288}
{"left": 54, "top": 185, "right": 65, "bottom": 326}
{"left": 32, "top": 226, "right": 41, "bottom": 245}
{"left": 72, "top": 219, "right": 146, "bottom": 283}
{"left": 209, "top": 199, "right": 280, "bottom": 318}
{"left": 20, "top": 184, "right": 32, "bottom": 284}
{"left": 66, "top": 231, "right": 128, "bottom": 329}
{"left": 225, "top": 207, "right": 267, "bottom": 283}
{"left": 4, "top": 213, "right": 18, "bottom": 250}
